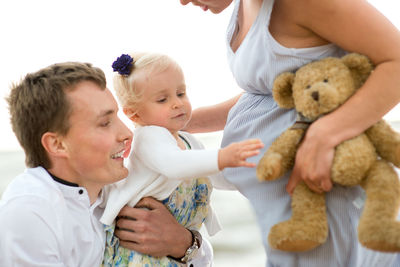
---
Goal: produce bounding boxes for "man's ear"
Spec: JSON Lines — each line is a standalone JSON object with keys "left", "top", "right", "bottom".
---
{"left": 41, "top": 132, "right": 68, "bottom": 158}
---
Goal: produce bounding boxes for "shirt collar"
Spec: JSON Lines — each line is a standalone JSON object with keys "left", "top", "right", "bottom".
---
{"left": 47, "top": 171, "right": 80, "bottom": 187}
{"left": 44, "top": 169, "right": 104, "bottom": 209}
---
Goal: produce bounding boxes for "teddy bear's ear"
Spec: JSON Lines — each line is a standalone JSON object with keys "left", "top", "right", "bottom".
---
{"left": 273, "top": 72, "right": 295, "bottom": 108}
{"left": 341, "top": 53, "right": 374, "bottom": 87}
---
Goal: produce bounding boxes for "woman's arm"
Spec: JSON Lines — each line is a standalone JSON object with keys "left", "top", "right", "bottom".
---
{"left": 184, "top": 93, "right": 242, "bottom": 133}
{"left": 285, "top": 0, "right": 400, "bottom": 193}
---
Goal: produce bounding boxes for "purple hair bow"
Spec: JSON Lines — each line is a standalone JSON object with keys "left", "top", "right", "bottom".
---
{"left": 112, "top": 54, "right": 134, "bottom": 76}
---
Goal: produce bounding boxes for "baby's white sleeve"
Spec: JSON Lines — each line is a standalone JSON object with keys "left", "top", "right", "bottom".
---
{"left": 136, "top": 126, "right": 220, "bottom": 180}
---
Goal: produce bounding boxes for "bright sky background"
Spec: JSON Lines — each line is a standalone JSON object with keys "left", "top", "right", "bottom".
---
{"left": 0, "top": 0, "right": 399, "bottom": 151}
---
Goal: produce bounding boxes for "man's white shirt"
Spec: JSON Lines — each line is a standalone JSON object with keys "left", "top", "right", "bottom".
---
{"left": 0, "top": 166, "right": 215, "bottom": 266}
{"left": 0, "top": 167, "right": 105, "bottom": 267}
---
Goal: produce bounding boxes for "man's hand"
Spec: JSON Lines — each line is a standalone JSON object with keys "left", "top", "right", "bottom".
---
{"left": 114, "top": 197, "right": 191, "bottom": 258}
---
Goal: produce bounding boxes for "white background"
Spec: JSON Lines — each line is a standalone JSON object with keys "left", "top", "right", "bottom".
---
{"left": 0, "top": 0, "right": 399, "bottom": 151}
{"left": 0, "top": 2, "right": 399, "bottom": 266}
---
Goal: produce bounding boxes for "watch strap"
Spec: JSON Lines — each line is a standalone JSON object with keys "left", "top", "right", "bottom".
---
{"left": 168, "top": 229, "right": 202, "bottom": 264}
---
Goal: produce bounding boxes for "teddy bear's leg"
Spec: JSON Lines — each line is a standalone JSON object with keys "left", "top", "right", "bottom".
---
{"left": 365, "top": 120, "right": 400, "bottom": 168}
{"left": 257, "top": 128, "right": 304, "bottom": 181}
{"left": 268, "top": 182, "right": 328, "bottom": 252}
{"left": 358, "top": 159, "right": 400, "bottom": 252}
{"left": 331, "top": 134, "right": 376, "bottom": 186}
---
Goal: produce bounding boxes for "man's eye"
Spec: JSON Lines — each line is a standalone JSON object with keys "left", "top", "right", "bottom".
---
{"left": 100, "top": 121, "right": 110, "bottom": 127}
{"left": 177, "top": 92, "right": 185, "bottom": 97}
{"left": 157, "top": 98, "right": 167, "bottom": 103}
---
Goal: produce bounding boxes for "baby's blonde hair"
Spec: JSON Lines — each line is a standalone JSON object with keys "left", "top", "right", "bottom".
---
{"left": 113, "top": 52, "right": 181, "bottom": 118}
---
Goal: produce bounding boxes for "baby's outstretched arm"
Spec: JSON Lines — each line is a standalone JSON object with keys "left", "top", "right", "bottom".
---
{"left": 218, "top": 139, "right": 264, "bottom": 170}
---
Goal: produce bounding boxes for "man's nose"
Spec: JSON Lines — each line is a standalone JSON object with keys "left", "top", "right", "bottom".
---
{"left": 119, "top": 119, "right": 133, "bottom": 142}
{"left": 180, "top": 0, "right": 191, "bottom": 5}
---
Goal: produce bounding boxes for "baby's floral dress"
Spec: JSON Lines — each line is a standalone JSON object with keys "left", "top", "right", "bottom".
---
{"left": 102, "top": 177, "right": 211, "bottom": 267}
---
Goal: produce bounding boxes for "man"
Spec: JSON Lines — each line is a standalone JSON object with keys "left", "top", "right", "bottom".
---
{"left": 0, "top": 62, "right": 208, "bottom": 266}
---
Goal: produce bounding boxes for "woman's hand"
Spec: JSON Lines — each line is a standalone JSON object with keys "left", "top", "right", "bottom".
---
{"left": 114, "top": 197, "right": 192, "bottom": 258}
{"left": 286, "top": 120, "right": 335, "bottom": 195}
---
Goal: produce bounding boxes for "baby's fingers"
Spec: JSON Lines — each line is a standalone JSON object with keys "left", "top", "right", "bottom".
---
{"left": 240, "top": 149, "right": 261, "bottom": 159}
{"left": 241, "top": 139, "right": 264, "bottom": 147}
{"left": 241, "top": 139, "right": 264, "bottom": 152}
{"left": 239, "top": 160, "right": 257, "bottom": 168}
{"left": 237, "top": 150, "right": 261, "bottom": 168}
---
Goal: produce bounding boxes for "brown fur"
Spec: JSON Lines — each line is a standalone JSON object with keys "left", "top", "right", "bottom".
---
{"left": 257, "top": 53, "right": 400, "bottom": 252}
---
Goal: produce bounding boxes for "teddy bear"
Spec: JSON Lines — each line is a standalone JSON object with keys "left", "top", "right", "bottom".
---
{"left": 256, "top": 53, "right": 400, "bottom": 253}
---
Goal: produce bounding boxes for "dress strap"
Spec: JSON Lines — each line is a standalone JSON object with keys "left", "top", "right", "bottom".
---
{"left": 179, "top": 135, "right": 191, "bottom": 150}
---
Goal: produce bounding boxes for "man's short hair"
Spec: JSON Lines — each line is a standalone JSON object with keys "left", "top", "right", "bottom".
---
{"left": 7, "top": 62, "right": 106, "bottom": 169}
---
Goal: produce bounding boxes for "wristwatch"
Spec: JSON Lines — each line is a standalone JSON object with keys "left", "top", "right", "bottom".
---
{"left": 168, "top": 229, "right": 202, "bottom": 264}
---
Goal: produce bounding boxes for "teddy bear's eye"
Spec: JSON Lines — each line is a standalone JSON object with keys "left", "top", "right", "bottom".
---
{"left": 306, "top": 85, "right": 311, "bottom": 89}
{"left": 323, "top": 79, "right": 329, "bottom": 83}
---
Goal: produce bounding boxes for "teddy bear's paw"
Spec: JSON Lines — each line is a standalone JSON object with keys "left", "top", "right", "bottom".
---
{"left": 271, "top": 238, "right": 321, "bottom": 252}
{"left": 268, "top": 219, "right": 328, "bottom": 252}
{"left": 256, "top": 153, "right": 282, "bottom": 181}
{"left": 359, "top": 221, "right": 400, "bottom": 252}
{"left": 361, "top": 241, "right": 400, "bottom": 253}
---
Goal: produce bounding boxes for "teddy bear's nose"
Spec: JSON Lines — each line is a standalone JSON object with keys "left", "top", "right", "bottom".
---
{"left": 311, "top": 91, "right": 319, "bottom": 101}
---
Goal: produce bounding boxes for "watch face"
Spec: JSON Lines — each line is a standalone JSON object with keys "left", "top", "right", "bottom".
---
{"left": 182, "top": 243, "right": 199, "bottom": 262}
{"left": 192, "top": 230, "right": 202, "bottom": 248}
{"left": 181, "top": 230, "right": 201, "bottom": 262}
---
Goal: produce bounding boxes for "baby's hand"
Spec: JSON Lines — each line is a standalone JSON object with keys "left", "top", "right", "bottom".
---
{"left": 218, "top": 139, "right": 264, "bottom": 170}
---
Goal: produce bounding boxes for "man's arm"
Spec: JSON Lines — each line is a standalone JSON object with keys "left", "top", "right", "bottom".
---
{"left": 114, "top": 197, "right": 193, "bottom": 258}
